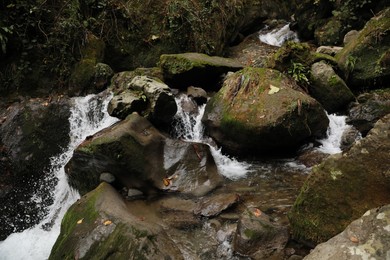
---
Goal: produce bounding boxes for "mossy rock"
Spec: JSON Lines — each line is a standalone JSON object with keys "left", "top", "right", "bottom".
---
{"left": 159, "top": 52, "right": 243, "bottom": 90}
{"left": 288, "top": 114, "right": 390, "bottom": 244}
{"left": 336, "top": 7, "right": 390, "bottom": 90}
{"left": 66, "top": 113, "right": 166, "bottom": 195}
{"left": 267, "top": 41, "right": 336, "bottom": 76}
{"left": 314, "top": 16, "right": 344, "bottom": 46}
{"left": 50, "top": 183, "right": 182, "bottom": 259}
{"left": 202, "top": 67, "right": 329, "bottom": 155}
{"left": 310, "top": 61, "right": 355, "bottom": 113}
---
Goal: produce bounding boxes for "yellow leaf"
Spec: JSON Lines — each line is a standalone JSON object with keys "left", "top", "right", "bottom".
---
{"left": 103, "top": 220, "right": 112, "bottom": 226}
{"left": 253, "top": 208, "right": 262, "bottom": 217}
{"left": 163, "top": 178, "right": 170, "bottom": 187}
{"left": 77, "top": 218, "right": 84, "bottom": 224}
{"left": 268, "top": 85, "right": 280, "bottom": 95}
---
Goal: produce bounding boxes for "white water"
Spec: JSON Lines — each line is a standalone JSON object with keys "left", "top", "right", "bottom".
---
{"left": 0, "top": 91, "right": 119, "bottom": 260}
{"left": 172, "top": 94, "right": 251, "bottom": 179}
{"left": 259, "top": 23, "right": 299, "bottom": 47}
{"left": 316, "top": 113, "right": 349, "bottom": 154}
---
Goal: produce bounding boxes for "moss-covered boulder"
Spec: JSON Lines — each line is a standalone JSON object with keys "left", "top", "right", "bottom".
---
{"left": 50, "top": 182, "right": 183, "bottom": 259}
{"left": 346, "top": 88, "right": 390, "bottom": 136}
{"left": 288, "top": 114, "right": 390, "bottom": 244}
{"left": 66, "top": 113, "right": 166, "bottom": 195}
{"left": 336, "top": 8, "right": 390, "bottom": 90}
{"left": 66, "top": 113, "right": 221, "bottom": 197}
{"left": 159, "top": 52, "right": 243, "bottom": 90}
{"left": 294, "top": 0, "right": 388, "bottom": 45}
{"left": 202, "top": 67, "right": 329, "bottom": 155}
{"left": 266, "top": 41, "right": 336, "bottom": 90}
{"left": 108, "top": 76, "right": 177, "bottom": 129}
{"left": 310, "top": 61, "right": 355, "bottom": 113}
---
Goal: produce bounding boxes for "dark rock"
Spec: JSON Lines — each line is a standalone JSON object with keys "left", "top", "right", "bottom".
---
{"left": 305, "top": 205, "right": 390, "bottom": 260}
{"left": 163, "top": 139, "right": 223, "bottom": 197}
{"left": 297, "top": 150, "right": 330, "bottom": 168}
{"left": 187, "top": 86, "right": 208, "bottom": 105}
{"left": 233, "top": 208, "right": 289, "bottom": 259}
{"left": 346, "top": 89, "right": 390, "bottom": 136}
{"left": 99, "top": 172, "right": 115, "bottom": 184}
{"left": 202, "top": 67, "right": 329, "bottom": 155}
{"left": 0, "top": 96, "right": 71, "bottom": 240}
{"left": 194, "top": 193, "right": 240, "bottom": 217}
{"left": 310, "top": 61, "right": 355, "bottom": 113}
{"left": 159, "top": 53, "right": 243, "bottom": 90}
{"left": 340, "top": 126, "right": 361, "bottom": 151}
{"left": 289, "top": 114, "right": 390, "bottom": 244}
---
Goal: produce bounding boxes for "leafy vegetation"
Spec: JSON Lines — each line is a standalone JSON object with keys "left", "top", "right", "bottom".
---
{"left": 288, "top": 61, "right": 310, "bottom": 86}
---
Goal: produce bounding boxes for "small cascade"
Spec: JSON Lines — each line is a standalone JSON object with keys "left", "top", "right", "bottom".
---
{"left": 172, "top": 94, "right": 251, "bottom": 179}
{"left": 316, "top": 113, "right": 349, "bottom": 154}
{"left": 0, "top": 91, "right": 119, "bottom": 260}
{"left": 259, "top": 23, "right": 299, "bottom": 47}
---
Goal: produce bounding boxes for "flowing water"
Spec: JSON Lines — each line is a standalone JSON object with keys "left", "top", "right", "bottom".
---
{"left": 0, "top": 91, "right": 119, "bottom": 260}
{"left": 259, "top": 23, "right": 299, "bottom": 47}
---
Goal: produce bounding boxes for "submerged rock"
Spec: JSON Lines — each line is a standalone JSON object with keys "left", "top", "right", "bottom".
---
{"left": 310, "top": 61, "right": 355, "bottom": 113}
{"left": 159, "top": 52, "right": 243, "bottom": 90}
{"left": 305, "top": 205, "right": 390, "bottom": 260}
{"left": 233, "top": 208, "right": 289, "bottom": 259}
{"left": 194, "top": 193, "right": 240, "bottom": 217}
{"left": 289, "top": 114, "right": 390, "bottom": 244}
{"left": 202, "top": 67, "right": 329, "bottom": 155}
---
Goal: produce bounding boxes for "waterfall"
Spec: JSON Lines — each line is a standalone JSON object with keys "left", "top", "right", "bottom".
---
{"left": 172, "top": 94, "right": 251, "bottom": 180}
{"left": 0, "top": 91, "right": 119, "bottom": 260}
{"left": 316, "top": 113, "right": 349, "bottom": 154}
{"left": 259, "top": 23, "right": 299, "bottom": 47}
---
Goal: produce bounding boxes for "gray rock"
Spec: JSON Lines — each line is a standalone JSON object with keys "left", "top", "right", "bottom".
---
{"left": 316, "top": 46, "right": 343, "bottom": 56}
{"left": 100, "top": 172, "right": 116, "bottom": 183}
{"left": 343, "top": 30, "right": 359, "bottom": 46}
{"left": 234, "top": 208, "right": 289, "bottom": 259}
{"left": 305, "top": 205, "right": 390, "bottom": 260}
{"left": 310, "top": 61, "right": 355, "bottom": 113}
{"left": 126, "top": 188, "right": 143, "bottom": 199}
{"left": 340, "top": 126, "right": 361, "bottom": 152}
{"left": 187, "top": 86, "right": 208, "bottom": 105}
{"left": 193, "top": 193, "right": 240, "bottom": 217}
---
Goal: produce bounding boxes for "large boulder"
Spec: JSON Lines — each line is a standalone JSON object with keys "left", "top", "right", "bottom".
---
{"left": 108, "top": 76, "right": 177, "bottom": 128}
{"left": 66, "top": 113, "right": 166, "bottom": 195}
{"left": 67, "top": 113, "right": 221, "bottom": 197}
{"left": 202, "top": 67, "right": 329, "bottom": 155}
{"left": 346, "top": 88, "right": 390, "bottom": 136}
{"left": 310, "top": 61, "right": 355, "bottom": 113}
{"left": 336, "top": 8, "right": 390, "bottom": 90}
{"left": 305, "top": 205, "right": 390, "bottom": 260}
{"left": 289, "top": 114, "right": 390, "bottom": 244}
{"left": 50, "top": 182, "right": 183, "bottom": 259}
{"left": 159, "top": 53, "right": 243, "bottom": 90}
{"left": 0, "top": 96, "right": 71, "bottom": 240}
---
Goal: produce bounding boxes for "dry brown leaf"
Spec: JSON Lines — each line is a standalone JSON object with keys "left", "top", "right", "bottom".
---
{"left": 253, "top": 208, "right": 262, "bottom": 217}
{"left": 163, "top": 178, "right": 170, "bottom": 187}
{"left": 103, "top": 220, "right": 112, "bottom": 226}
{"left": 350, "top": 236, "right": 359, "bottom": 243}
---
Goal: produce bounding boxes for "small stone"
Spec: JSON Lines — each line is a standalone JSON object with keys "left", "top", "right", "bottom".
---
{"left": 350, "top": 236, "right": 359, "bottom": 243}
{"left": 100, "top": 172, "right": 115, "bottom": 183}
{"left": 127, "top": 188, "right": 143, "bottom": 199}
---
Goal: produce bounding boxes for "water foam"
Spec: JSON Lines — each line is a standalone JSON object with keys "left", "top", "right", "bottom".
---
{"left": 316, "top": 113, "right": 349, "bottom": 154}
{"left": 259, "top": 23, "right": 299, "bottom": 47}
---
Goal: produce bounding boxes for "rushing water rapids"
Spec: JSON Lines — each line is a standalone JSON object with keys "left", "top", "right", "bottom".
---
{"left": 0, "top": 91, "right": 119, "bottom": 260}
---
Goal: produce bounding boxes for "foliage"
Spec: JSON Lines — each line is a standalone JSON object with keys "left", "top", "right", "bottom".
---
{"left": 288, "top": 61, "right": 310, "bottom": 86}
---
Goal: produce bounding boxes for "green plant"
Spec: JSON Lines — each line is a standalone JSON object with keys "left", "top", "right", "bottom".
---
{"left": 0, "top": 25, "right": 13, "bottom": 53}
{"left": 288, "top": 61, "right": 310, "bottom": 86}
{"left": 346, "top": 55, "right": 357, "bottom": 73}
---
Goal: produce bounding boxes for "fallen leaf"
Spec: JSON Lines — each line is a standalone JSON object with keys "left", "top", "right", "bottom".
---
{"left": 268, "top": 85, "right": 280, "bottom": 95}
{"left": 253, "top": 208, "right": 262, "bottom": 217}
{"left": 103, "top": 220, "right": 112, "bottom": 226}
{"left": 350, "top": 236, "right": 359, "bottom": 243}
{"left": 163, "top": 178, "right": 170, "bottom": 187}
{"left": 77, "top": 218, "right": 84, "bottom": 224}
